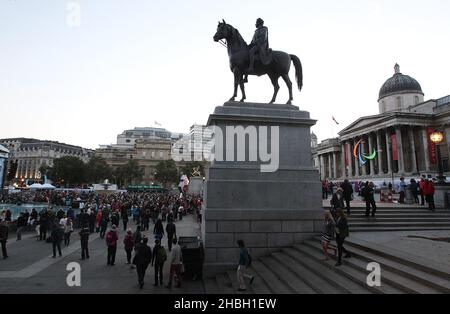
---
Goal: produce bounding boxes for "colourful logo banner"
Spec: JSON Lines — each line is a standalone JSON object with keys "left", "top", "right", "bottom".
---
{"left": 353, "top": 139, "right": 377, "bottom": 166}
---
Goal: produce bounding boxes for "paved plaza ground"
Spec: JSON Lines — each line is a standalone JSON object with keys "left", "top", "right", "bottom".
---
{"left": 2, "top": 201, "right": 450, "bottom": 294}
{"left": 0, "top": 214, "right": 204, "bottom": 294}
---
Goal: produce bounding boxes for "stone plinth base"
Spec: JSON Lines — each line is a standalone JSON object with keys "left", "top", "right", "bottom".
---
{"left": 202, "top": 102, "right": 322, "bottom": 277}
{"left": 188, "top": 177, "right": 204, "bottom": 195}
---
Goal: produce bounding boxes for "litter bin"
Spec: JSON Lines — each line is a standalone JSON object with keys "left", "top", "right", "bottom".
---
{"left": 179, "top": 236, "right": 204, "bottom": 280}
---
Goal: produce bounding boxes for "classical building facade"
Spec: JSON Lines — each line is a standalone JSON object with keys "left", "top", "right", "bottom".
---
{"left": 316, "top": 64, "right": 450, "bottom": 181}
{"left": 95, "top": 138, "right": 174, "bottom": 185}
{"left": 0, "top": 138, "right": 94, "bottom": 182}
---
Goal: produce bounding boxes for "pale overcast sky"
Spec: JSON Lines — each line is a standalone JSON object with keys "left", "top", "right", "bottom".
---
{"left": 1, "top": 0, "right": 449, "bottom": 149}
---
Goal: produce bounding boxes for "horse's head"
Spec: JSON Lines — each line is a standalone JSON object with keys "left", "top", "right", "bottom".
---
{"left": 213, "top": 19, "right": 229, "bottom": 42}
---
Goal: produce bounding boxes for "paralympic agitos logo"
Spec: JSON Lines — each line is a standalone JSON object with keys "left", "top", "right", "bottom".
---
{"left": 353, "top": 139, "right": 377, "bottom": 166}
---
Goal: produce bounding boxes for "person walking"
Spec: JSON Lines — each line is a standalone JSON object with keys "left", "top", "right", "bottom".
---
{"left": 341, "top": 179, "right": 354, "bottom": 215}
{"left": 335, "top": 208, "right": 351, "bottom": 266}
{"left": 133, "top": 236, "right": 152, "bottom": 289}
{"left": 16, "top": 213, "right": 27, "bottom": 241}
{"left": 0, "top": 221, "right": 9, "bottom": 259}
{"left": 399, "top": 177, "right": 407, "bottom": 204}
{"left": 106, "top": 225, "right": 119, "bottom": 266}
{"left": 133, "top": 225, "right": 142, "bottom": 247}
{"left": 167, "top": 238, "right": 183, "bottom": 289}
{"left": 100, "top": 211, "right": 109, "bottom": 238}
{"left": 364, "top": 182, "right": 377, "bottom": 217}
{"left": 153, "top": 219, "right": 164, "bottom": 242}
{"left": 321, "top": 211, "right": 335, "bottom": 261}
{"left": 51, "top": 222, "right": 64, "bottom": 258}
{"left": 152, "top": 239, "right": 167, "bottom": 286}
{"left": 330, "top": 187, "right": 345, "bottom": 218}
{"left": 79, "top": 226, "right": 90, "bottom": 260}
{"left": 64, "top": 218, "right": 73, "bottom": 247}
{"left": 165, "top": 218, "right": 176, "bottom": 252}
{"left": 410, "top": 179, "right": 419, "bottom": 204}
{"left": 236, "top": 239, "right": 254, "bottom": 292}
{"left": 424, "top": 179, "right": 436, "bottom": 211}
{"left": 123, "top": 229, "right": 135, "bottom": 264}
{"left": 419, "top": 177, "right": 426, "bottom": 206}
{"left": 39, "top": 210, "right": 49, "bottom": 241}
{"left": 121, "top": 207, "right": 129, "bottom": 231}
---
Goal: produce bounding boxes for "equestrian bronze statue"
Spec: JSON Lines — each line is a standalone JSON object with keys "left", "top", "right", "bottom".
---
{"left": 213, "top": 18, "right": 303, "bottom": 105}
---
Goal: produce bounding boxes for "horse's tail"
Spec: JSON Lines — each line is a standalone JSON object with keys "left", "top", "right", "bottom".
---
{"left": 290, "top": 54, "right": 303, "bottom": 91}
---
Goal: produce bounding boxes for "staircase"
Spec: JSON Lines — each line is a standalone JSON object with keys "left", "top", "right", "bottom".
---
{"left": 205, "top": 236, "right": 450, "bottom": 294}
{"left": 345, "top": 206, "right": 450, "bottom": 232}
{"left": 205, "top": 205, "right": 450, "bottom": 294}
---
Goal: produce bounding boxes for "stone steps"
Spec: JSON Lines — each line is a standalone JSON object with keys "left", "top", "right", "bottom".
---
{"left": 303, "top": 240, "right": 440, "bottom": 294}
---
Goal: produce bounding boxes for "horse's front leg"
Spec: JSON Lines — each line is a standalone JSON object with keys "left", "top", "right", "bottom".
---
{"left": 229, "top": 69, "right": 239, "bottom": 102}
{"left": 239, "top": 75, "right": 246, "bottom": 102}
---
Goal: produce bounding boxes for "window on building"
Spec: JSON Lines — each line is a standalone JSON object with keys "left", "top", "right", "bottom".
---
{"left": 126, "top": 139, "right": 131, "bottom": 143}
{"left": 159, "top": 151, "right": 164, "bottom": 158}
{"left": 415, "top": 96, "right": 420, "bottom": 105}
{"left": 151, "top": 151, "right": 155, "bottom": 158}
{"left": 396, "top": 96, "right": 402, "bottom": 109}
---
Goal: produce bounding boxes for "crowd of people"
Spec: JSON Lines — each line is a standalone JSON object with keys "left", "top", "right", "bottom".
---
{"left": 0, "top": 190, "right": 204, "bottom": 289}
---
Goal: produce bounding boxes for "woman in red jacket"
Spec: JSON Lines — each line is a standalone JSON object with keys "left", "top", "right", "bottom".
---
{"left": 424, "top": 180, "right": 436, "bottom": 211}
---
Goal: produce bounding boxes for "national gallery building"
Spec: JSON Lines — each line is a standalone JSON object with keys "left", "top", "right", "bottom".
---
{"left": 315, "top": 64, "right": 450, "bottom": 182}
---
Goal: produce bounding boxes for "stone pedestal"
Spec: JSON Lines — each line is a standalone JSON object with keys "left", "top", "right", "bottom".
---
{"left": 202, "top": 102, "right": 323, "bottom": 277}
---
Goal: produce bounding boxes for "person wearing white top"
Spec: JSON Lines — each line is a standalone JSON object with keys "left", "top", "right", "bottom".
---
{"left": 167, "top": 238, "right": 183, "bottom": 288}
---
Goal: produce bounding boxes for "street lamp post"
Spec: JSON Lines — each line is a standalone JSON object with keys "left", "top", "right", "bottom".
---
{"left": 430, "top": 131, "right": 446, "bottom": 184}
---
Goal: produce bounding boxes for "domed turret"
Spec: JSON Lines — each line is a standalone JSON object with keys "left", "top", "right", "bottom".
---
{"left": 378, "top": 64, "right": 424, "bottom": 114}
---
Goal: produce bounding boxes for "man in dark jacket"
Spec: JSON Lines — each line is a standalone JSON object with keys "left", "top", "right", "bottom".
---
{"left": 334, "top": 208, "right": 351, "bottom": 266}
{"left": 165, "top": 219, "right": 176, "bottom": 252}
{"left": 341, "top": 179, "right": 354, "bottom": 215}
{"left": 133, "top": 236, "right": 152, "bottom": 289}
{"left": 364, "top": 182, "right": 377, "bottom": 217}
{"left": 0, "top": 221, "right": 9, "bottom": 259}
{"left": 121, "top": 207, "right": 129, "bottom": 231}
{"left": 39, "top": 210, "right": 49, "bottom": 241}
{"left": 51, "top": 223, "right": 64, "bottom": 258}
{"left": 16, "top": 213, "right": 27, "bottom": 241}
{"left": 151, "top": 239, "right": 167, "bottom": 286}
{"left": 330, "top": 188, "right": 345, "bottom": 219}
{"left": 79, "top": 227, "right": 90, "bottom": 260}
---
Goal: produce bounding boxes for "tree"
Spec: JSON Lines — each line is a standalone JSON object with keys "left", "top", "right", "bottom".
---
{"left": 113, "top": 160, "right": 143, "bottom": 188}
{"left": 155, "top": 160, "right": 179, "bottom": 187}
{"left": 38, "top": 164, "right": 51, "bottom": 181}
{"left": 181, "top": 161, "right": 205, "bottom": 177}
{"left": 48, "top": 156, "right": 86, "bottom": 187}
{"left": 85, "top": 156, "right": 112, "bottom": 184}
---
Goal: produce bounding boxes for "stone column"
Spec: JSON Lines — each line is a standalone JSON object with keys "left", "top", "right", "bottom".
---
{"left": 408, "top": 127, "right": 418, "bottom": 174}
{"left": 422, "top": 127, "right": 431, "bottom": 172}
{"left": 354, "top": 138, "right": 360, "bottom": 177}
{"left": 376, "top": 131, "right": 384, "bottom": 174}
{"left": 320, "top": 154, "right": 325, "bottom": 180}
{"left": 360, "top": 138, "right": 367, "bottom": 176}
{"left": 347, "top": 141, "right": 353, "bottom": 177}
{"left": 368, "top": 133, "right": 375, "bottom": 176}
{"left": 385, "top": 130, "right": 393, "bottom": 175}
{"left": 341, "top": 141, "right": 346, "bottom": 178}
{"left": 396, "top": 127, "right": 405, "bottom": 174}
{"left": 333, "top": 152, "right": 338, "bottom": 179}
{"left": 328, "top": 153, "right": 333, "bottom": 180}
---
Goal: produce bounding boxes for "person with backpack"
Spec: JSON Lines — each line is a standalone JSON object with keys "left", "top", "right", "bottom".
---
{"left": 106, "top": 225, "right": 119, "bottom": 266}
{"left": 123, "top": 229, "right": 135, "bottom": 264}
{"left": 151, "top": 239, "right": 167, "bottom": 286}
{"left": 133, "top": 236, "right": 152, "bottom": 289}
{"left": 165, "top": 218, "right": 176, "bottom": 251}
{"left": 236, "top": 239, "right": 254, "bottom": 292}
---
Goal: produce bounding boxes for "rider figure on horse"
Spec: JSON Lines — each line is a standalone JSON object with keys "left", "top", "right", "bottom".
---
{"left": 245, "top": 18, "right": 271, "bottom": 82}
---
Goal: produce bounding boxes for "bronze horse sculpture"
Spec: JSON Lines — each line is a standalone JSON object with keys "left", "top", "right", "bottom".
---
{"left": 213, "top": 20, "right": 303, "bottom": 105}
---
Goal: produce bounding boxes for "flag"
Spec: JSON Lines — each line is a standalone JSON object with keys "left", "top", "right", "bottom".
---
{"left": 154, "top": 121, "right": 162, "bottom": 126}
{"left": 332, "top": 116, "right": 339, "bottom": 125}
